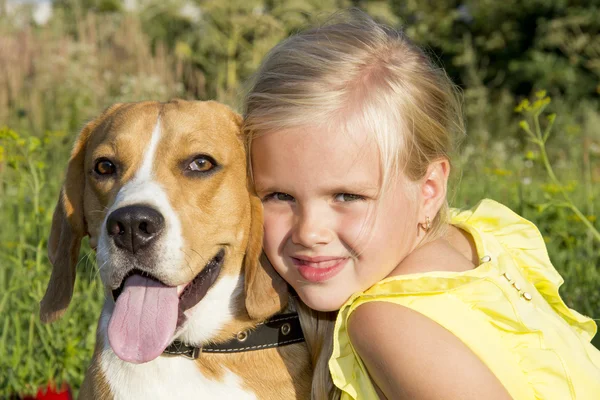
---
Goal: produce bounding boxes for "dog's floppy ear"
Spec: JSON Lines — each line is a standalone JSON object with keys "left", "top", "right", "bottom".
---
{"left": 244, "top": 195, "right": 288, "bottom": 321}
{"left": 40, "top": 103, "right": 124, "bottom": 323}
{"left": 230, "top": 109, "right": 243, "bottom": 129}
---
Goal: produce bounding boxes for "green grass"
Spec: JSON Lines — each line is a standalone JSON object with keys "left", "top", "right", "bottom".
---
{"left": 0, "top": 127, "right": 104, "bottom": 395}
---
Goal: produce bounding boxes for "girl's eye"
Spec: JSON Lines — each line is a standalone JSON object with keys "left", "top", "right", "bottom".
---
{"left": 188, "top": 156, "right": 216, "bottom": 173}
{"left": 264, "top": 192, "right": 295, "bottom": 202}
{"left": 335, "top": 193, "right": 364, "bottom": 202}
{"left": 94, "top": 158, "right": 116, "bottom": 176}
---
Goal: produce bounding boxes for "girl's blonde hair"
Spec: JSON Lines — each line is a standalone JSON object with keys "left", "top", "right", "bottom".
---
{"left": 244, "top": 9, "right": 465, "bottom": 399}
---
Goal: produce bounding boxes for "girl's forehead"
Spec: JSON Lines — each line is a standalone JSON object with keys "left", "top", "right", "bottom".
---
{"left": 257, "top": 127, "right": 378, "bottom": 171}
{"left": 251, "top": 125, "right": 384, "bottom": 189}
{"left": 255, "top": 123, "right": 377, "bottom": 152}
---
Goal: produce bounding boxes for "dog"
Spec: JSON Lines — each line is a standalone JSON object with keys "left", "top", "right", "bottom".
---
{"left": 39, "top": 100, "right": 311, "bottom": 399}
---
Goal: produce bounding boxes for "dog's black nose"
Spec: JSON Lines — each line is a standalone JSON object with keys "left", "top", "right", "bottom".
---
{"left": 106, "top": 205, "right": 165, "bottom": 253}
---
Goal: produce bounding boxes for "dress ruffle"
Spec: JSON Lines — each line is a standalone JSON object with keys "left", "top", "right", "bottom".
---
{"left": 451, "top": 199, "right": 597, "bottom": 341}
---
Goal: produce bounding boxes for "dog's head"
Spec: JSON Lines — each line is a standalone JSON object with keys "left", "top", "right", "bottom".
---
{"left": 40, "top": 100, "right": 287, "bottom": 362}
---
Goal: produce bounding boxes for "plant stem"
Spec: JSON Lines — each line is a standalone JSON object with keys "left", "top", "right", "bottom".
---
{"left": 535, "top": 136, "right": 600, "bottom": 243}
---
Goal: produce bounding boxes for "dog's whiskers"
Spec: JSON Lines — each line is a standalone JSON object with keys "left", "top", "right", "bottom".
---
{"left": 191, "top": 247, "right": 209, "bottom": 264}
{"left": 83, "top": 251, "right": 97, "bottom": 281}
{"left": 93, "top": 258, "right": 108, "bottom": 281}
{"left": 181, "top": 249, "right": 196, "bottom": 276}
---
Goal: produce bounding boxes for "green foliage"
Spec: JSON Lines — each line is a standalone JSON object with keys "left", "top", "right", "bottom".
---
{"left": 0, "top": 128, "right": 103, "bottom": 396}
{"left": 389, "top": 0, "right": 600, "bottom": 99}
{"left": 0, "top": 11, "right": 185, "bottom": 134}
{"left": 55, "top": 0, "right": 123, "bottom": 13}
{"left": 515, "top": 91, "right": 600, "bottom": 243}
{"left": 388, "top": 0, "right": 600, "bottom": 149}
{"left": 174, "top": 0, "right": 361, "bottom": 105}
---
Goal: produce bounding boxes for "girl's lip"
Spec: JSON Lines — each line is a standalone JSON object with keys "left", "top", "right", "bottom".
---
{"left": 292, "top": 255, "right": 345, "bottom": 263}
{"left": 292, "top": 257, "right": 348, "bottom": 283}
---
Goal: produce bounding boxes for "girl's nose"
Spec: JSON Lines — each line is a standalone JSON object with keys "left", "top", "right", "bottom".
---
{"left": 291, "top": 210, "right": 333, "bottom": 248}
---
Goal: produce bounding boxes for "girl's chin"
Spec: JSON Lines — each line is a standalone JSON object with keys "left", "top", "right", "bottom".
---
{"left": 294, "top": 287, "right": 349, "bottom": 312}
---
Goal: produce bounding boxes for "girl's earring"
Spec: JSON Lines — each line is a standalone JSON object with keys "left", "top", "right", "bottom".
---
{"left": 420, "top": 216, "right": 432, "bottom": 233}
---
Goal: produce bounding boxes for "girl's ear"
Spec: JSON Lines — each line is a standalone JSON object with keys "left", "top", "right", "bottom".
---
{"left": 419, "top": 159, "right": 450, "bottom": 218}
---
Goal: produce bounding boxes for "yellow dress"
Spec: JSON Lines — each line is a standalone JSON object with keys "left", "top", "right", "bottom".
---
{"left": 329, "top": 199, "right": 600, "bottom": 399}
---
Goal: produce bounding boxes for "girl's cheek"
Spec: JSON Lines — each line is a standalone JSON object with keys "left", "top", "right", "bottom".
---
{"left": 338, "top": 211, "right": 375, "bottom": 246}
{"left": 263, "top": 207, "right": 289, "bottom": 231}
{"left": 262, "top": 211, "right": 290, "bottom": 251}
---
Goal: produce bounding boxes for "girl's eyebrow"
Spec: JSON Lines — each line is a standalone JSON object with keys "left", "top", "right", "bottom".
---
{"left": 253, "top": 183, "right": 281, "bottom": 194}
{"left": 255, "top": 182, "right": 380, "bottom": 193}
{"left": 327, "top": 182, "right": 379, "bottom": 193}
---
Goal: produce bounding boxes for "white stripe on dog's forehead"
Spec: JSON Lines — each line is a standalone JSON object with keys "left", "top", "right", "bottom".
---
{"left": 136, "top": 116, "right": 162, "bottom": 181}
{"left": 113, "top": 116, "right": 163, "bottom": 206}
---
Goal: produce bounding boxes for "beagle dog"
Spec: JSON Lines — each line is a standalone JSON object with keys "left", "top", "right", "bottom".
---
{"left": 40, "top": 100, "right": 311, "bottom": 399}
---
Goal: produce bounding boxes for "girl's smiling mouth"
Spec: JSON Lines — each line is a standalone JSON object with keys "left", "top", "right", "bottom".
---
{"left": 292, "top": 256, "right": 348, "bottom": 283}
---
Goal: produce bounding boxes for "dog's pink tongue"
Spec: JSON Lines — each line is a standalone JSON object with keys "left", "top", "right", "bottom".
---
{"left": 108, "top": 275, "right": 178, "bottom": 364}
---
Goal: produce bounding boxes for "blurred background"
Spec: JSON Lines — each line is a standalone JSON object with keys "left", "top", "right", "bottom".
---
{"left": 1, "top": 0, "right": 599, "bottom": 397}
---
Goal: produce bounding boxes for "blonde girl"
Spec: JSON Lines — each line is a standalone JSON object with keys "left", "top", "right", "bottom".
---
{"left": 244, "top": 10, "right": 600, "bottom": 400}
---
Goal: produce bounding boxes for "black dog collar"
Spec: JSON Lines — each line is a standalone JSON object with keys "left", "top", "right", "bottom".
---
{"left": 163, "top": 313, "right": 305, "bottom": 360}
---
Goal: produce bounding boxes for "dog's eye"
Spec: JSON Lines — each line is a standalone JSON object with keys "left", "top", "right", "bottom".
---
{"left": 188, "top": 156, "right": 215, "bottom": 173}
{"left": 95, "top": 159, "right": 116, "bottom": 175}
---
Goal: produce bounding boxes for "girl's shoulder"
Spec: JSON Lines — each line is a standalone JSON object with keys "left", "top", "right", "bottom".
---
{"left": 329, "top": 199, "right": 600, "bottom": 400}
{"left": 344, "top": 299, "right": 512, "bottom": 400}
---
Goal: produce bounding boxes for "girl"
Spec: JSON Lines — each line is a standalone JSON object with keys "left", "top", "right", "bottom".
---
{"left": 244, "top": 10, "right": 600, "bottom": 400}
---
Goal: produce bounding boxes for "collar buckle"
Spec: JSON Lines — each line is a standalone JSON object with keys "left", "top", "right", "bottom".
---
{"left": 163, "top": 340, "right": 201, "bottom": 360}
{"left": 186, "top": 346, "right": 201, "bottom": 360}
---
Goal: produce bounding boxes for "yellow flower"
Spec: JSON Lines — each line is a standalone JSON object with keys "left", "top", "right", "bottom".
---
{"left": 532, "top": 96, "right": 550, "bottom": 111}
{"left": 492, "top": 168, "right": 513, "bottom": 177}
{"left": 542, "top": 183, "right": 561, "bottom": 194}
{"left": 542, "top": 182, "right": 576, "bottom": 194}
{"left": 514, "top": 99, "right": 531, "bottom": 113}
{"left": 6, "top": 127, "right": 20, "bottom": 140}
{"left": 525, "top": 150, "right": 537, "bottom": 160}
{"left": 566, "top": 214, "right": 595, "bottom": 223}
{"left": 519, "top": 120, "right": 531, "bottom": 132}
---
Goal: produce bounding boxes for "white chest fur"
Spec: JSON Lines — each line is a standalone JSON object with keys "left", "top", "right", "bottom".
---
{"left": 100, "top": 349, "right": 256, "bottom": 400}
